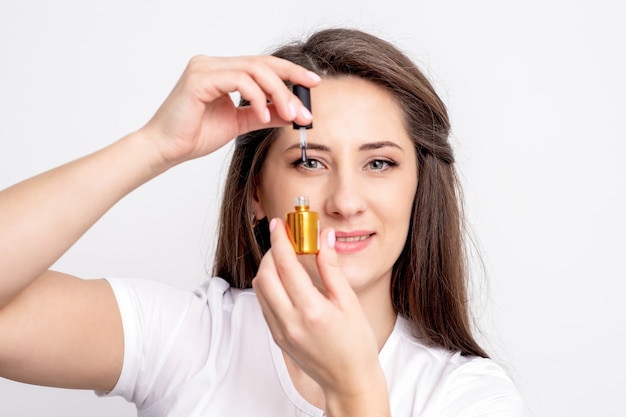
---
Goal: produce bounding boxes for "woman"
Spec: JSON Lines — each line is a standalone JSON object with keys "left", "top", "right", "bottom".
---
{"left": 0, "top": 29, "right": 523, "bottom": 416}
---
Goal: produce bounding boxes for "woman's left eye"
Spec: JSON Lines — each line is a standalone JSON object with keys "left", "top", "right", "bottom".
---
{"left": 366, "top": 159, "right": 395, "bottom": 171}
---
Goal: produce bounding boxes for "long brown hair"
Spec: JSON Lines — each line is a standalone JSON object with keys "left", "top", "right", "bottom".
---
{"left": 213, "top": 28, "right": 488, "bottom": 358}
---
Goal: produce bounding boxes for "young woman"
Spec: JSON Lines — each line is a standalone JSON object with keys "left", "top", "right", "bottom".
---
{"left": 0, "top": 29, "right": 523, "bottom": 416}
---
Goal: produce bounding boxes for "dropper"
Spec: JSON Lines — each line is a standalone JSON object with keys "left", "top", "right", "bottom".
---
{"left": 292, "top": 85, "right": 313, "bottom": 162}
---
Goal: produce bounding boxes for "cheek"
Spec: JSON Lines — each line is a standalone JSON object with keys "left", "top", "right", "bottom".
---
{"left": 264, "top": 181, "right": 328, "bottom": 218}
{"left": 381, "top": 183, "right": 416, "bottom": 244}
{"left": 259, "top": 187, "right": 311, "bottom": 221}
{"left": 379, "top": 179, "right": 416, "bottom": 216}
{"left": 260, "top": 196, "right": 289, "bottom": 220}
{"left": 257, "top": 169, "right": 296, "bottom": 219}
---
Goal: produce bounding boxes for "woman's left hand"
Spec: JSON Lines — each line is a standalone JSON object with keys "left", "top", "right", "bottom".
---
{"left": 252, "top": 218, "right": 390, "bottom": 416}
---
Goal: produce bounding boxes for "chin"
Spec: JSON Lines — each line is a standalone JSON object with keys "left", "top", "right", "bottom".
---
{"left": 298, "top": 256, "right": 391, "bottom": 294}
{"left": 342, "top": 265, "right": 390, "bottom": 292}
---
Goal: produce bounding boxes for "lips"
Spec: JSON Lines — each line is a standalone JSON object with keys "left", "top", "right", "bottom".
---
{"left": 333, "top": 231, "right": 374, "bottom": 254}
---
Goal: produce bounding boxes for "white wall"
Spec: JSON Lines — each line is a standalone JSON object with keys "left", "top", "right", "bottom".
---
{"left": 1, "top": 1, "right": 624, "bottom": 416}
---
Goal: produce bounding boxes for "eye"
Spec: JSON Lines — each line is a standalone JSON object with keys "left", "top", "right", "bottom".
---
{"left": 365, "top": 159, "right": 396, "bottom": 171}
{"left": 293, "top": 158, "right": 325, "bottom": 170}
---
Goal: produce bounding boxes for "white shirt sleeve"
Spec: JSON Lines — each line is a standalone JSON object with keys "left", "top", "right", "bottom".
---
{"left": 96, "top": 277, "right": 215, "bottom": 410}
{"left": 440, "top": 358, "right": 526, "bottom": 417}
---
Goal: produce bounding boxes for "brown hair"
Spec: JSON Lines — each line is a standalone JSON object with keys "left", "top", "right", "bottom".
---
{"left": 213, "top": 28, "right": 488, "bottom": 358}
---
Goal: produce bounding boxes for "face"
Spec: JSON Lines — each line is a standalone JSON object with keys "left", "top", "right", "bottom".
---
{"left": 254, "top": 76, "right": 418, "bottom": 306}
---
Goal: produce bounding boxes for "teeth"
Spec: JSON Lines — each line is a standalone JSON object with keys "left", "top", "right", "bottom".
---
{"left": 336, "top": 235, "right": 370, "bottom": 242}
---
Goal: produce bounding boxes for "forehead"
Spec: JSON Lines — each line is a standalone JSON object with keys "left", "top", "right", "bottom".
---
{"left": 276, "top": 76, "right": 411, "bottom": 150}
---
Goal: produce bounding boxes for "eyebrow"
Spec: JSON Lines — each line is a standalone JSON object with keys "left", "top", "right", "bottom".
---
{"left": 284, "top": 143, "right": 331, "bottom": 152}
{"left": 358, "top": 141, "right": 404, "bottom": 152}
{"left": 284, "top": 140, "right": 404, "bottom": 153}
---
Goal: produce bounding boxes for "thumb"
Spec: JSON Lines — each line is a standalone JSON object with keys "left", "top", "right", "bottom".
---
{"left": 316, "top": 228, "right": 353, "bottom": 300}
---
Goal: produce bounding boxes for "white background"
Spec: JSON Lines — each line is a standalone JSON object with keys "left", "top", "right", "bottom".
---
{"left": 1, "top": 1, "right": 624, "bottom": 416}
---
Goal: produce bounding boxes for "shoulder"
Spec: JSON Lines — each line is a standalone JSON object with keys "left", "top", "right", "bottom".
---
{"left": 383, "top": 317, "right": 525, "bottom": 416}
{"left": 101, "top": 277, "right": 263, "bottom": 410}
{"left": 438, "top": 357, "right": 526, "bottom": 416}
{"left": 105, "top": 276, "right": 260, "bottom": 344}
{"left": 105, "top": 276, "right": 254, "bottom": 314}
{"left": 195, "top": 277, "right": 260, "bottom": 322}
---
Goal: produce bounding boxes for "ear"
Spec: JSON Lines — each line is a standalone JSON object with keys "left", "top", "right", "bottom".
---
{"left": 251, "top": 188, "right": 266, "bottom": 220}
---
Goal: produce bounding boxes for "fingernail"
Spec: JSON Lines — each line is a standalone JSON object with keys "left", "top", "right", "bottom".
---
{"left": 327, "top": 229, "right": 336, "bottom": 249}
{"left": 264, "top": 108, "right": 271, "bottom": 123}
{"left": 287, "top": 101, "right": 297, "bottom": 119}
{"left": 306, "top": 71, "right": 321, "bottom": 82}
{"left": 300, "top": 105, "right": 312, "bottom": 120}
{"left": 269, "top": 218, "right": 277, "bottom": 232}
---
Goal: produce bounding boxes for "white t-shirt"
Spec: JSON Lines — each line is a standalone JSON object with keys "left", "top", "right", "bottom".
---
{"left": 99, "top": 277, "right": 524, "bottom": 416}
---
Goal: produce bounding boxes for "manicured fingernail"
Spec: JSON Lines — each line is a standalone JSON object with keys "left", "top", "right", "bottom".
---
{"left": 306, "top": 71, "right": 321, "bottom": 82}
{"left": 327, "top": 229, "right": 336, "bottom": 249}
{"left": 264, "top": 108, "right": 271, "bottom": 123}
{"left": 300, "top": 105, "right": 312, "bottom": 120}
{"left": 287, "top": 101, "right": 297, "bottom": 119}
{"left": 269, "top": 218, "right": 277, "bottom": 232}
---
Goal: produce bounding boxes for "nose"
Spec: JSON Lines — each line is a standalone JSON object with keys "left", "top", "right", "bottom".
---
{"left": 323, "top": 170, "right": 367, "bottom": 219}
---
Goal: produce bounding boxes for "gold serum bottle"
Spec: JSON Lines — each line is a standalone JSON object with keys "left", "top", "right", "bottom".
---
{"left": 286, "top": 196, "right": 319, "bottom": 254}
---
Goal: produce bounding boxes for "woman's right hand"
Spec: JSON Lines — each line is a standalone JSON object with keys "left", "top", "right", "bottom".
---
{"left": 140, "top": 55, "right": 320, "bottom": 170}
{"left": 0, "top": 55, "right": 320, "bottom": 391}
{"left": 0, "top": 55, "right": 320, "bottom": 298}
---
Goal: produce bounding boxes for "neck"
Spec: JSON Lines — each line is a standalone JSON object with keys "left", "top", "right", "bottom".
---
{"left": 355, "top": 275, "right": 397, "bottom": 350}
{"left": 282, "top": 276, "right": 396, "bottom": 410}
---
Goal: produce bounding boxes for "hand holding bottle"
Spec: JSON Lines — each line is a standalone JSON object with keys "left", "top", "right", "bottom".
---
{"left": 253, "top": 218, "right": 391, "bottom": 417}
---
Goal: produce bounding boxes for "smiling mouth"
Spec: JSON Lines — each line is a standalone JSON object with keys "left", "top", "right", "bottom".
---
{"left": 335, "top": 234, "right": 374, "bottom": 242}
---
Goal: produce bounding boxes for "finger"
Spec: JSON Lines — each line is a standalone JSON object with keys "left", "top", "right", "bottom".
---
{"left": 235, "top": 104, "right": 292, "bottom": 134}
{"left": 269, "top": 218, "right": 325, "bottom": 308}
{"left": 230, "top": 72, "right": 272, "bottom": 124}
{"left": 252, "top": 272, "right": 282, "bottom": 332}
{"left": 193, "top": 55, "right": 321, "bottom": 89}
{"left": 187, "top": 68, "right": 311, "bottom": 132}
{"left": 242, "top": 59, "right": 317, "bottom": 125}
{"left": 253, "top": 249, "right": 294, "bottom": 312}
{"left": 185, "top": 69, "right": 269, "bottom": 124}
{"left": 188, "top": 55, "right": 319, "bottom": 125}
{"left": 316, "top": 227, "right": 355, "bottom": 303}
{"left": 253, "top": 251, "right": 300, "bottom": 350}
{"left": 253, "top": 278, "right": 294, "bottom": 350}
{"left": 253, "top": 279, "right": 307, "bottom": 360}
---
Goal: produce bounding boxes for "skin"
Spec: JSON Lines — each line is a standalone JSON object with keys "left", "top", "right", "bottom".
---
{"left": 0, "top": 56, "right": 410, "bottom": 417}
{"left": 0, "top": 55, "right": 317, "bottom": 390}
{"left": 252, "top": 77, "right": 418, "bottom": 413}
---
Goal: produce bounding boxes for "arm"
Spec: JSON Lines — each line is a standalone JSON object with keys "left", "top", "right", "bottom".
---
{"left": 0, "top": 55, "right": 320, "bottom": 391}
{"left": 0, "top": 130, "right": 164, "bottom": 307}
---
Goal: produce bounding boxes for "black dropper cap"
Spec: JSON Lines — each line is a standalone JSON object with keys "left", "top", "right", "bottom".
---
{"left": 292, "top": 85, "right": 313, "bottom": 129}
